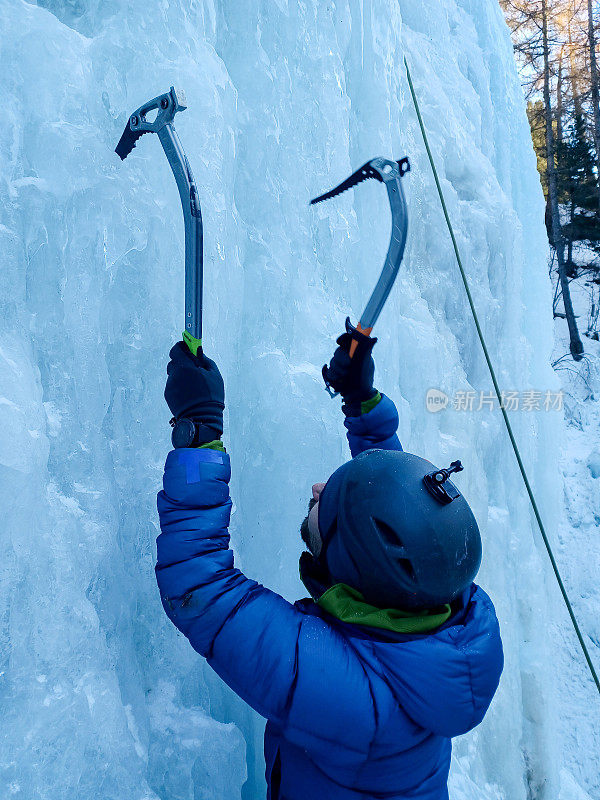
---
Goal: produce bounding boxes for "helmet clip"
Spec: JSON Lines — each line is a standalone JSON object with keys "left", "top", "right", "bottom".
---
{"left": 423, "top": 460, "right": 464, "bottom": 505}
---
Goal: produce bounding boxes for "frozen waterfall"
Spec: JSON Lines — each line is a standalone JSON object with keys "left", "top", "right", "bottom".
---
{"left": 0, "top": 0, "right": 595, "bottom": 798}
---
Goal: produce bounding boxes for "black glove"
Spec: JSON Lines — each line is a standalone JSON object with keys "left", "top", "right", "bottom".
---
{"left": 165, "top": 342, "right": 225, "bottom": 442}
{"left": 322, "top": 318, "right": 377, "bottom": 415}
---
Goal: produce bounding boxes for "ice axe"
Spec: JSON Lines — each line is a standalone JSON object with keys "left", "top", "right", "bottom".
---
{"left": 115, "top": 87, "right": 204, "bottom": 356}
{"left": 311, "top": 156, "right": 410, "bottom": 396}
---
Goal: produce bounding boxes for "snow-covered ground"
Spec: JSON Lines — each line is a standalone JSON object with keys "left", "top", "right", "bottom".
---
{"left": 553, "top": 276, "right": 600, "bottom": 800}
{"left": 0, "top": 0, "right": 599, "bottom": 798}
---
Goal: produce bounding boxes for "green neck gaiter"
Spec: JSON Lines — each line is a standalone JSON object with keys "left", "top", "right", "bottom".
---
{"left": 317, "top": 583, "right": 452, "bottom": 634}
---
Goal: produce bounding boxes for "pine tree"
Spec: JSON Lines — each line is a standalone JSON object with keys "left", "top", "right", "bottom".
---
{"left": 568, "top": 112, "right": 597, "bottom": 212}
{"left": 527, "top": 100, "right": 549, "bottom": 194}
{"left": 502, "top": 0, "right": 598, "bottom": 353}
{"left": 587, "top": 0, "right": 600, "bottom": 213}
{"left": 542, "top": 0, "right": 584, "bottom": 358}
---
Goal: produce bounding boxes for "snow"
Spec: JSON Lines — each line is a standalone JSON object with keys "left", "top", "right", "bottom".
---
{"left": 552, "top": 276, "right": 600, "bottom": 799}
{"left": 0, "top": 0, "right": 597, "bottom": 798}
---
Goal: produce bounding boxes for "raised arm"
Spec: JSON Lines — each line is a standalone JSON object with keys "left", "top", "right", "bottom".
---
{"left": 156, "top": 445, "right": 302, "bottom": 723}
{"left": 155, "top": 343, "right": 376, "bottom": 754}
{"left": 322, "top": 318, "right": 402, "bottom": 457}
{"left": 343, "top": 393, "right": 402, "bottom": 457}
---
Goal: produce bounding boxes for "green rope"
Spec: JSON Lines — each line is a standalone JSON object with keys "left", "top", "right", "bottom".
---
{"left": 404, "top": 56, "right": 600, "bottom": 697}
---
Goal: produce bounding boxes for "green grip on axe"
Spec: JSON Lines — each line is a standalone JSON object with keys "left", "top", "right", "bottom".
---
{"left": 183, "top": 330, "right": 202, "bottom": 357}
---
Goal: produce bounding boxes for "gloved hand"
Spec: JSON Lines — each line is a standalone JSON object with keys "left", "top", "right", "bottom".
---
{"left": 322, "top": 318, "right": 377, "bottom": 416}
{"left": 165, "top": 342, "right": 225, "bottom": 442}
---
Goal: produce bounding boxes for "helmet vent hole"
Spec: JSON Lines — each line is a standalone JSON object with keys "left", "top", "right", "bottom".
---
{"left": 373, "top": 518, "right": 403, "bottom": 548}
{"left": 398, "top": 558, "right": 417, "bottom": 583}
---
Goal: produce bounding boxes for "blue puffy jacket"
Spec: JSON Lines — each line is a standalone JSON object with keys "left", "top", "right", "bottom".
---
{"left": 156, "top": 394, "right": 504, "bottom": 800}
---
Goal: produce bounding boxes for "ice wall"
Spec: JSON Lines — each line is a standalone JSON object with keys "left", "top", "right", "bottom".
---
{"left": 0, "top": 0, "right": 591, "bottom": 798}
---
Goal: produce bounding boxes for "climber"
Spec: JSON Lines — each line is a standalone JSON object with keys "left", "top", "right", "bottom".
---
{"left": 155, "top": 324, "right": 504, "bottom": 800}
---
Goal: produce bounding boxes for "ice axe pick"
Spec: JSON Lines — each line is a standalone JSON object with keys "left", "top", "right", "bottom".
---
{"left": 311, "top": 157, "right": 410, "bottom": 396}
{"left": 115, "top": 87, "right": 204, "bottom": 356}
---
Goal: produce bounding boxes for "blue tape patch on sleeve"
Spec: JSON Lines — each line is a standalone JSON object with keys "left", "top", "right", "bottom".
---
{"left": 193, "top": 449, "right": 225, "bottom": 465}
{"left": 173, "top": 448, "right": 224, "bottom": 484}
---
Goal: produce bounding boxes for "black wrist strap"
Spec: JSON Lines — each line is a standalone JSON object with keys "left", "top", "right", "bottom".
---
{"left": 170, "top": 417, "right": 220, "bottom": 447}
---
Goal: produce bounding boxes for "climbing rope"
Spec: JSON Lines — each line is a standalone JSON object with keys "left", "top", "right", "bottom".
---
{"left": 404, "top": 56, "right": 600, "bottom": 697}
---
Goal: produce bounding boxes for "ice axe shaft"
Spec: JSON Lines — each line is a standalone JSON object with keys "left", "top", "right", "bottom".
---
{"left": 311, "top": 156, "right": 410, "bottom": 393}
{"left": 115, "top": 87, "right": 204, "bottom": 356}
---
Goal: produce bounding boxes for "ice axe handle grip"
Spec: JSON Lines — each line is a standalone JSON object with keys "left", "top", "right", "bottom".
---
{"left": 322, "top": 319, "right": 374, "bottom": 398}
{"left": 183, "top": 330, "right": 203, "bottom": 357}
{"left": 349, "top": 322, "right": 373, "bottom": 357}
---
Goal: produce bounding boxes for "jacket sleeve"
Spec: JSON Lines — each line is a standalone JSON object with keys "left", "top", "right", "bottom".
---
{"left": 155, "top": 447, "right": 376, "bottom": 752}
{"left": 344, "top": 393, "right": 403, "bottom": 457}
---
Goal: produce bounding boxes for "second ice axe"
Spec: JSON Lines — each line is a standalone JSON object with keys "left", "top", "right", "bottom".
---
{"left": 115, "top": 87, "right": 204, "bottom": 356}
{"left": 311, "top": 157, "right": 410, "bottom": 395}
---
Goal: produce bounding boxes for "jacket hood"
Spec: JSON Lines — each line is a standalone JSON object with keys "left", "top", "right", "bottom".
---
{"left": 367, "top": 584, "right": 504, "bottom": 737}
{"left": 300, "top": 551, "right": 504, "bottom": 739}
